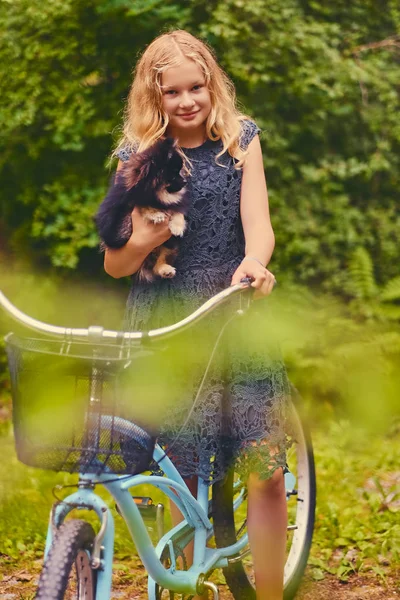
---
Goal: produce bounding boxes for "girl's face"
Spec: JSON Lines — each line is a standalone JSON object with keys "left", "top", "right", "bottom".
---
{"left": 161, "top": 58, "right": 211, "bottom": 139}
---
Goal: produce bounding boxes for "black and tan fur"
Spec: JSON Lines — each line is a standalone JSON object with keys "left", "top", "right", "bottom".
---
{"left": 95, "top": 138, "right": 189, "bottom": 281}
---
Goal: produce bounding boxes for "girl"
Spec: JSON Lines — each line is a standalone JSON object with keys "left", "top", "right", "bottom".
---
{"left": 103, "top": 30, "right": 290, "bottom": 600}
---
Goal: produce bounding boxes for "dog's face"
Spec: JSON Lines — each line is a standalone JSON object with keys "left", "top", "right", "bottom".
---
{"left": 125, "top": 138, "right": 186, "bottom": 196}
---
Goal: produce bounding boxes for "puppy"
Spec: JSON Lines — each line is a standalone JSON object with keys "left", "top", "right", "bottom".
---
{"left": 95, "top": 138, "right": 189, "bottom": 281}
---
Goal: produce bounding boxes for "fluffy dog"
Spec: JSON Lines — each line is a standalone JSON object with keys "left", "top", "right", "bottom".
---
{"left": 95, "top": 138, "right": 189, "bottom": 281}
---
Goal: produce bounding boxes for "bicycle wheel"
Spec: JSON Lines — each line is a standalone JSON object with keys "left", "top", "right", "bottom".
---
{"left": 36, "top": 519, "right": 97, "bottom": 600}
{"left": 212, "top": 391, "right": 316, "bottom": 600}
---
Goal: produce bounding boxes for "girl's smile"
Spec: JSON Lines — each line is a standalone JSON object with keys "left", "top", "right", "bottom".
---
{"left": 161, "top": 58, "right": 211, "bottom": 146}
{"left": 178, "top": 110, "right": 200, "bottom": 119}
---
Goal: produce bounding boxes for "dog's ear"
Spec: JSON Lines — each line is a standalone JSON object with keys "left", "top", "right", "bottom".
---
{"left": 124, "top": 155, "right": 152, "bottom": 189}
{"left": 160, "top": 137, "right": 178, "bottom": 159}
{"left": 137, "top": 160, "right": 152, "bottom": 181}
{"left": 165, "top": 137, "right": 178, "bottom": 149}
{"left": 168, "top": 151, "right": 183, "bottom": 171}
{"left": 160, "top": 139, "right": 181, "bottom": 166}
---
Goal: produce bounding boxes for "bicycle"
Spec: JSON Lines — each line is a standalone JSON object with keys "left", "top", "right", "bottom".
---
{"left": 0, "top": 281, "right": 316, "bottom": 599}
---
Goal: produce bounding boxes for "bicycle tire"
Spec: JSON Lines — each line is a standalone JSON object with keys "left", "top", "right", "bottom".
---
{"left": 36, "top": 519, "right": 97, "bottom": 600}
{"left": 212, "top": 392, "right": 316, "bottom": 600}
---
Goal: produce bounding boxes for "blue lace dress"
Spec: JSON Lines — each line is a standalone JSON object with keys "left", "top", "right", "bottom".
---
{"left": 117, "top": 120, "right": 291, "bottom": 484}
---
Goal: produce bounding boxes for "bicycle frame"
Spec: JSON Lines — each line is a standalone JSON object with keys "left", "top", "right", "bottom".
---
{"left": 45, "top": 415, "right": 251, "bottom": 599}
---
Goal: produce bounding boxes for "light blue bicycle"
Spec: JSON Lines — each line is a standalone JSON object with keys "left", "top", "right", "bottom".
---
{"left": 0, "top": 282, "right": 316, "bottom": 599}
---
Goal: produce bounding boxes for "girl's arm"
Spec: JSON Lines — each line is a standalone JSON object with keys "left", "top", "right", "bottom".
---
{"left": 231, "top": 135, "right": 276, "bottom": 296}
{"left": 103, "top": 161, "right": 172, "bottom": 279}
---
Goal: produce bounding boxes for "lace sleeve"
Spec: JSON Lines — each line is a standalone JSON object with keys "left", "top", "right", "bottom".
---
{"left": 239, "top": 120, "right": 261, "bottom": 150}
{"left": 116, "top": 147, "right": 133, "bottom": 162}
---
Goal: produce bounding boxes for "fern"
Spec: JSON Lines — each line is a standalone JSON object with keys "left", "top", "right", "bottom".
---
{"left": 348, "top": 247, "right": 378, "bottom": 300}
{"left": 380, "top": 276, "right": 400, "bottom": 302}
{"left": 346, "top": 248, "right": 400, "bottom": 323}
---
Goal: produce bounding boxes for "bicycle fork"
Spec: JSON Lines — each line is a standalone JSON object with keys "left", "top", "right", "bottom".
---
{"left": 46, "top": 477, "right": 206, "bottom": 598}
{"left": 45, "top": 482, "right": 115, "bottom": 599}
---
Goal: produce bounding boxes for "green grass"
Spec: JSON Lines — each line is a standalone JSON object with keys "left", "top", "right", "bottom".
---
{"left": 0, "top": 414, "right": 399, "bottom": 584}
{"left": 310, "top": 418, "right": 400, "bottom": 583}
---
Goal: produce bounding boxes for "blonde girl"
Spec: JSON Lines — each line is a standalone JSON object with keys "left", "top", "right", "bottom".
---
{"left": 103, "top": 30, "right": 290, "bottom": 600}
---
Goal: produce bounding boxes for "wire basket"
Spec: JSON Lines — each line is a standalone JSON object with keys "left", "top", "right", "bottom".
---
{"left": 4, "top": 333, "right": 172, "bottom": 475}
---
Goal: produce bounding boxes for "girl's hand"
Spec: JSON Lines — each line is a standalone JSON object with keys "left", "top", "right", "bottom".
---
{"left": 231, "top": 257, "right": 276, "bottom": 298}
{"left": 130, "top": 207, "right": 172, "bottom": 251}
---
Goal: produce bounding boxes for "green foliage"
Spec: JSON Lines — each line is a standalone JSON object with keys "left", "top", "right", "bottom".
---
{"left": 0, "top": 0, "right": 399, "bottom": 286}
{"left": 32, "top": 183, "right": 104, "bottom": 268}
{"left": 193, "top": 0, "right": 400, "bottom": 291}
{"left": 0, "top": 0, "right": 188, "bottom": 267}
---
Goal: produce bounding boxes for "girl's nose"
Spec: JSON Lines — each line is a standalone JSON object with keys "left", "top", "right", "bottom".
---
{"left": 179, "top": 92, "right": 195, "bottom": 109}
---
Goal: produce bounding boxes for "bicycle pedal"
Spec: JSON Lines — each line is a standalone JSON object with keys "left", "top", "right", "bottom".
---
{"left": 116, "top": 496, "right": 158, "bottom": 518}
{"left": 115, "top": 497, "right": 165, "bottom": 538}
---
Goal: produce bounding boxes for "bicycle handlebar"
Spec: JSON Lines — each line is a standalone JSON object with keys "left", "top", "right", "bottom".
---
{"left": 0, "top": 280, "right": 254, "bottom": 342}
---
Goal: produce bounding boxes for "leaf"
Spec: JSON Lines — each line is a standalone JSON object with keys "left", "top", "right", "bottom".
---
{"left": 371, "top": 565, "right": 387, "bottom": 582}
{"left": 311, "top": 568, "right": 325, "bottom": 581}
{"left": 336, "top": 564, "right": 352, "bottom": 580}
{"left": 334, "top": 537, "right": 350, "bottom": 547}
{"left": 16, "top": 542, "right": 26, "bottom": 552}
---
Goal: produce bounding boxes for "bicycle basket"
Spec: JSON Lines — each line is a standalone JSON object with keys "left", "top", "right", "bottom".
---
{"left": 4, "top": 333, "right": 176, "bottom": 475}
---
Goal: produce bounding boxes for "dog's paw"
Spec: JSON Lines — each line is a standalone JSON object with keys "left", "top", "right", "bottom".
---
{"left": 158, "top": 265, "right": 176, "bottom": 278}
{"left": 143, "top": 210, "right": 168, "bottom": 224}
{"left": 169, "top": 213, "right": 186, "bottom": 237}
{"left": 169, "top": 222, "right": 185, "bottom": 236}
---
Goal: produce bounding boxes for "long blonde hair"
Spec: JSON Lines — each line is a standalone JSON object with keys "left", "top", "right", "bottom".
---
{"left": 114, "top": 30, "right": 250, "bottom": 168}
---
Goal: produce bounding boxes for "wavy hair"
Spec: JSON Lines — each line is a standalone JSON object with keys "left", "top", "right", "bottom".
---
{"left": 114, "top": 30, "right": 251, "bottom": 168}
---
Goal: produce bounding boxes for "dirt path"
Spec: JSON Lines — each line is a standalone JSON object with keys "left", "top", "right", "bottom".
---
{"left": 296, "top": 574, "right": 399, "bottom": 600}
{"left": 0, "top": 563, "right": 399, "bottom": 599}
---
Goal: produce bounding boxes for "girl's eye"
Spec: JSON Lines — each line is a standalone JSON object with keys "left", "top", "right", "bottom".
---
{"left": 164, "top": 85, "right": 204, "bottom": 95}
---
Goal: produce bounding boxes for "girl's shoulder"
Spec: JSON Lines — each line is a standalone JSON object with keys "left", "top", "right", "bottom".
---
{"left": 239, "top": 119, "right": 261, "bottom": 150}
